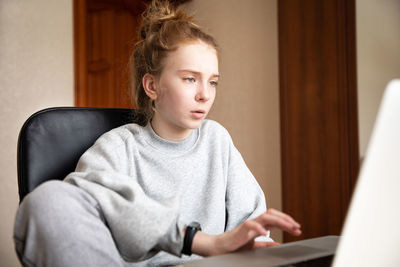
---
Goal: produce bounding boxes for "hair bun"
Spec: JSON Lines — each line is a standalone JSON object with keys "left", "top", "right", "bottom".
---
{"left": 140, "top": 0, "right": 194, "bottom": 40}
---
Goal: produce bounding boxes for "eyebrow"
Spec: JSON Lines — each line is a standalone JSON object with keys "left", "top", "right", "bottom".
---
{"left": 178, "top": 69, "right": 220, "bottom": 78}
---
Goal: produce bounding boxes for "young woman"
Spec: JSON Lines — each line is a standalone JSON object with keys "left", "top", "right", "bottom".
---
{"left": 14, "top": 1, "right": 301, "bottom": 266}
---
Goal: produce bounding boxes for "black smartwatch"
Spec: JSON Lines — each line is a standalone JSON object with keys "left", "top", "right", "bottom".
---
{"left": 182, "top": 222, "right": 202, "bottom": 256}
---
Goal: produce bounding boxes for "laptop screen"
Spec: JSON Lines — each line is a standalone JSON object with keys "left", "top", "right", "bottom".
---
{"left": 333, "top": 80, "right": 400, "bottom": 266}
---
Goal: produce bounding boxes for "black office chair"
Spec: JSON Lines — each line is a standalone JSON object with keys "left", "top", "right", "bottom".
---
{"left": 17, "top": 107, "right": 143, "bottom": 202}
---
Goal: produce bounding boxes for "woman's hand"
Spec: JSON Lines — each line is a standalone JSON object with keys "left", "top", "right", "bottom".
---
{"left": 191, "top": 208, "right": 301, "bottom": 257}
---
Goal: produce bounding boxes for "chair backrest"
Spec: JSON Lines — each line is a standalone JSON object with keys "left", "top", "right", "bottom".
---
{"left": 17, "top": 107, "right": 139, "bottom": 202}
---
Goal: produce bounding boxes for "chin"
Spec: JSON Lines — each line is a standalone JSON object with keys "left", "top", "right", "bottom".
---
{"left": 183, "top": 120, "right": 203, "bottom": 130}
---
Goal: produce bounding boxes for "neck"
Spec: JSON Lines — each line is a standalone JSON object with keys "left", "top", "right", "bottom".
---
{"left": 150, "top": 118, "right": 193, "bottom": 141}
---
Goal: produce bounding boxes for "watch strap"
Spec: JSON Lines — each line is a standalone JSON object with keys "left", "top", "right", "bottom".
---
{"left": 182, "top": 222, "right": 201, "bottom": 255}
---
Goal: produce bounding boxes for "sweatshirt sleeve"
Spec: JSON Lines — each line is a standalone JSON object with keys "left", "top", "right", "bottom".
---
{"left": 224, "top": 139, "right": 273, "bottom": 242}
{"left": 64, "top": 130, "right": 184, "bottom": 262}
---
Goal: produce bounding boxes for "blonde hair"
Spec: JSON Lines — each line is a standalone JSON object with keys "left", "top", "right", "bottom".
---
{"left": 131, "top": 0, "right": 218, "bottom": 123}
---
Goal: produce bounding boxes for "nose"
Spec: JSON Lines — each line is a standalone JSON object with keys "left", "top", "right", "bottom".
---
{"left": 195, "top": 82, "right": 210, "bottom": 102}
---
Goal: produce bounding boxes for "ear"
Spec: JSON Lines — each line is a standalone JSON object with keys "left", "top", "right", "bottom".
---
{"left": 142, "top": 73, "right": 158, "bottom": 100}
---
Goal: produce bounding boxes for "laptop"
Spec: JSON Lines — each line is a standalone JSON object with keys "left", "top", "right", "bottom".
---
{"left": 332, "top": 79, "right": 400, "bottom": 266}
{"left": 182, "top": 79, "right": 400, "bottom": 267}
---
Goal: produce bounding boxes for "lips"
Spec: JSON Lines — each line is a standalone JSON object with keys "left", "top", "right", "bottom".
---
{"left": 191, "top": 110, "right": 206, "bottom": 119}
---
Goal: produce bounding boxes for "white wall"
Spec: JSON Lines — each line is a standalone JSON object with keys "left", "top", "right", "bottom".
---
{"left": 357, "top": 0, "right": 400, "bottom": 157}
{"left": 0, "top": 0, "right": 74, "bottom": 265}
{"left": 184, "top": 0, "right": 282, "bottom": 241}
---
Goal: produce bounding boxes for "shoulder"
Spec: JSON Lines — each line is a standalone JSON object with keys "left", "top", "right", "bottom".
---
{"left": 92, "top": 123, "right": 144, "bottom": 148}
{"left": 200, "top": 119, "right": 233, "bottom": 144}
{"left": 201, "top": 119, "right": 229, "bottom": 135}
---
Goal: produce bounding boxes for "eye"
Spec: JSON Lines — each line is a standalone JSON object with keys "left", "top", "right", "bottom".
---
{"left": 183, "top": 77, "right": 195, "bottom": 83}
{"left": 209, "top": 80, "right": 218, "bottom": 87}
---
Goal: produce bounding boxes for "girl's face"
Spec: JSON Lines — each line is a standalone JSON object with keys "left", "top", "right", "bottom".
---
{"left": 149, "top": 41, "right": 219, "bottom": 140}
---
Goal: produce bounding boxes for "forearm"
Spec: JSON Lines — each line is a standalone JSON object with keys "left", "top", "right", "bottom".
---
{"left": 191, "top": 231, "right": 221, "bottom": 257}
{"left": 190, "top": 229, "right": 250, "bottom": 257}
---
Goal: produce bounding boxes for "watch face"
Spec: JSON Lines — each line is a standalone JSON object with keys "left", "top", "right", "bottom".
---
{"left": 190, "top": 222, "right": 201, "bottom": 231}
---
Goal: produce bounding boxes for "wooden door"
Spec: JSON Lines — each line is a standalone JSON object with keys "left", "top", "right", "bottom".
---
{"left": 278, "top": 0, "right": 359, "bottom": 242}
{"left": 74, "top": 0, "right": 147, "bottom": 108}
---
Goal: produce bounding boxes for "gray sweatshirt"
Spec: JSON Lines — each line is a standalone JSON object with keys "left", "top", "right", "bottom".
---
{"left": 64, "top": 119, "right": 271, "bottom": 266}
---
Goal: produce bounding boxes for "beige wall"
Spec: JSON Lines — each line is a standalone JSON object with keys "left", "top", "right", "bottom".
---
{"left": 0, "top": 0, "right": 74, "bottom": 266}
{"left": 357, "top": 0, "right": 400, "bottom": 157}
{"left": 184, "top": 0, "right": 282, "bottom": 241}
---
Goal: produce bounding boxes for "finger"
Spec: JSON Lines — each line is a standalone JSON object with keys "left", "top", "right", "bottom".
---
{"left": 242, "top": 220, "right": 268, "bottom": 238}
{"left": 256, "top": 213, "right": 292, "bottom": 230}
{"left": 252, "top": 241, "right": 280, "bottom": 249}
{"left": 256, "top": 213, "right": 301, "bottom": 236}
{"left": 226, "top": 220, "right": 269, "bottom": 252}
{"left": 265, "top": 210, "right": 301, "bottom": 232}
{"left": 267, "top": 208, "right": 301, "bottom": 228}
